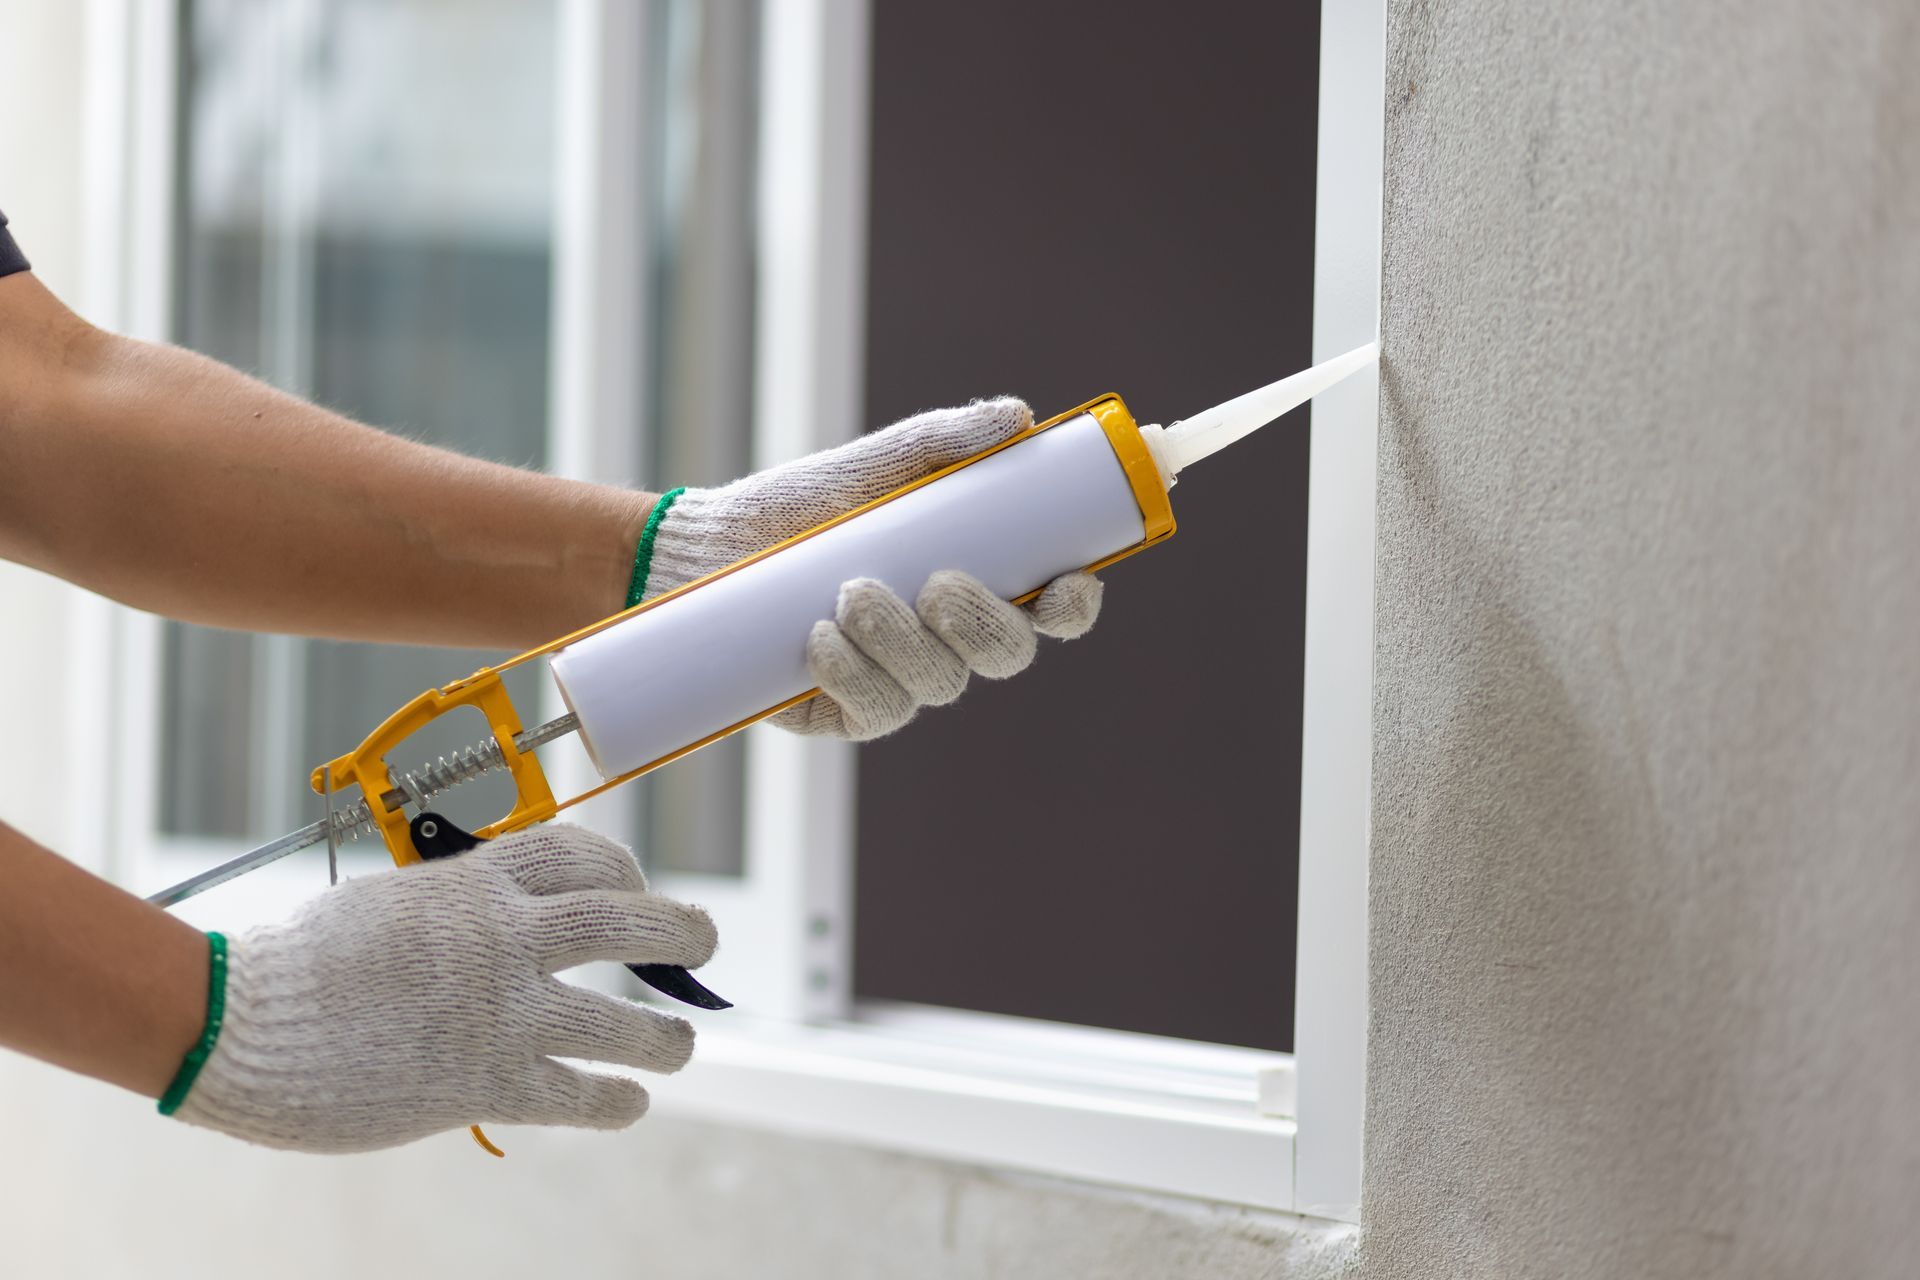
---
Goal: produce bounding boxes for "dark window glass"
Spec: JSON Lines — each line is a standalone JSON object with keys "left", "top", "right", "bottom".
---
{"left": 855, "top": 1, "right": 1319, "bottom": 1052}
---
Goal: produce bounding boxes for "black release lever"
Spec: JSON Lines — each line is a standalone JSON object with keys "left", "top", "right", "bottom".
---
{"left": 408, "top": 811, "right": 732, "bottom": 1011}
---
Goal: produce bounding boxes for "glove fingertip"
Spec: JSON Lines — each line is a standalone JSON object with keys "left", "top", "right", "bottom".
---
{"left": 519, "top": 1060, "right": 651, "bottom": 1131}
{"left": 835, "top": 576, "right": 909, "bottom": 627}
{"left": 884, "top": 397, "right": 1034, "bottom": 476}
{"left": 651, "top": 1014, "right": 698, "bottom": 1075}
{"left": 804, "top": 618, "right": 856, "bottom": 679}
{"left": 1027, "top": 572, "right": 1104, "bottom": 640}
{"left": 919, "top": 566, "right": 990, "bottom": 596}
{"left": 916, "top": 569, "right": 1004, "bottom": 633}
{"left": 971, "top": 396, "right": 1033, "bottom": 443}
{"left": 769, "top": 694, "right": 847, "bottom": 737}
{"left": 917, "top": 571, "right": 1036, "bottom": 680}
{"left": 665, "top": 899, "right": 721, "bottom": 968}
{"left": 587, "top": 1075, "right": 651, "bottom": 1130}
{"left": 848, "top": 707, "right": 916, "bottom": 742}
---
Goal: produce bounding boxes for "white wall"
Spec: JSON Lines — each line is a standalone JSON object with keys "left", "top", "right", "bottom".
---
{"left": 0, "top": 0, "right": 89, "bottom": 855}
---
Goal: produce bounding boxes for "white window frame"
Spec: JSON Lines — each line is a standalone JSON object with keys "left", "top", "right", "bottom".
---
{"left": 564, "top": 0, "right": 1385, "bottom": 1221}
{"left": 88, "top": 0, "right": 1383, "bottom": 1221}
{"left": 1293, "top": 0, "right": 1386, "bottom": 1220}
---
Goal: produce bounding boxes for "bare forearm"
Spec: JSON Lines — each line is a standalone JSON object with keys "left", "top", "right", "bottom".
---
{"left": 0, "top": 823, "right": 209, "bottom": 1098}
{"left": 0, "top": 273, "right": 650, "bottom": 650}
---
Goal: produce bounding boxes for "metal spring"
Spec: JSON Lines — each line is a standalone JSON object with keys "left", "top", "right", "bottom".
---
{"left": 322, "top": 738, "right": 507, "bottom": 845}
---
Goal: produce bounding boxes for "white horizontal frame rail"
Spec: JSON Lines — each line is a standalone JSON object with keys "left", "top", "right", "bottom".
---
{"left": 652, "top": 1003, "right": 1297, "bottom": 1211}
{"left": 1293, "top": 0, "right": 1386, "bottom": 1224}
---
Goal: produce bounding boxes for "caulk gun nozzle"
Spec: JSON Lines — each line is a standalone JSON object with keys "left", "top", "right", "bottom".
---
{"left": 1160, "top": 341, "right": 1379, "bottom": 475}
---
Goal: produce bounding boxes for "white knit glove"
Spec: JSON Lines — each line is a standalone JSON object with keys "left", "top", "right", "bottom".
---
{"left": 172, "top": 824, "right": 717, "bottom": 1154}
{"left": 641, "top": 399, "right": 1104, "bottom": 740}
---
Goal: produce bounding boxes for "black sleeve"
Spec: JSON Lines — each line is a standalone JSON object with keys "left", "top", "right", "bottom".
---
{"left": 0, "top": 210, "right": 31, "bottom": 278}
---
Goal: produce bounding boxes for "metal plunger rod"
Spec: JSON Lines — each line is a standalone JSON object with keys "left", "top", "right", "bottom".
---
{"left": 146, "top": 713, "right": 580, "bottom": 908}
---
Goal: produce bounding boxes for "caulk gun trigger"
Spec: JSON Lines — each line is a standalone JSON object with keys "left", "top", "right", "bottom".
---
{"left": 407, "top": 812, "right": 733, "bottom": 1011}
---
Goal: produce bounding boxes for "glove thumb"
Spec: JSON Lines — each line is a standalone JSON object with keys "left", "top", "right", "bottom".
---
{"left": 643, "top": 398, "right": 1032, "bottom": 599}
{"left": 833, "top": 397, "right": 1032, "bottom": 498}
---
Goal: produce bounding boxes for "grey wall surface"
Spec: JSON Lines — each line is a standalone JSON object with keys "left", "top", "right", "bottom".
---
{"left": 1360, "top": 1, "right": 1920, "bottom": 1276}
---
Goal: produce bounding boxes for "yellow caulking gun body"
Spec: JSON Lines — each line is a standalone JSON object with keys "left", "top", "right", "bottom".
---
{"left": 148, "top": 341, "right": 1378, "bottom": 1155}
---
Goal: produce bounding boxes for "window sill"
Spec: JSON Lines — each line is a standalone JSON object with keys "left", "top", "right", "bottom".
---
{"left": 646, "top": 1001, "right": 1298, "bottom": 1211}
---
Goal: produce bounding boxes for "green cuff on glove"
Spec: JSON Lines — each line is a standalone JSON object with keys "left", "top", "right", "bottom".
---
{"left": 625, "top": 487, "right": 686, "bottom": 608}
{"left": 157, "top": 931, "right": 229, "bottom": 1115}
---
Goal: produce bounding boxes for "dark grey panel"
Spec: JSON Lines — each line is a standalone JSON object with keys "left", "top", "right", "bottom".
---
{"left": 856, "top": 2, "right": 1318, "bottom": 1051}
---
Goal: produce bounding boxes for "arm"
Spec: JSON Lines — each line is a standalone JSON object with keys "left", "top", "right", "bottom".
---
{"left": 0, "top": 272, "right": 647, "bottom": 650}
{"left": 0, "top": 242, "right": 1094, "bottom": 1148}
{"left": 0, "top": 268, "right": 1100, "bottom": 730}
{"left": 0, "top": 822, "right": 207, "bottom": 1096}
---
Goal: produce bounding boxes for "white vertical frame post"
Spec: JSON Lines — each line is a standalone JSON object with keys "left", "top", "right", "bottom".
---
{"left": 253, "top": 0, "right": 323, "bottom": 839}
{"left": 122, "top": 0, "right": 177, "bottom": 347}
{"left": 741, "top": 0, "right": 871, "bottom": 1022}
{"left": 1294, "top": 0, "right": 1386, "bottom": 1223}
{"left": 543, "top": 0, "right": 653, "bottom": 846}
{"left": 99, "top": 0, "right": 181, "bottom": 884}
{"left": 70, "top": 0, "right": 145, "bottom": 878}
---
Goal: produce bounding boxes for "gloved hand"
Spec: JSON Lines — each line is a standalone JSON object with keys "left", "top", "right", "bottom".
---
{"left": 171, "top": 824, "right": 716, "bottom": 1153}
{"left": 639, "top": 399, "right": 1104, "bottom": 740}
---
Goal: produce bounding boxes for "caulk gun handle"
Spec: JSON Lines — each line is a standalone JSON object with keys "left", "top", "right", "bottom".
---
{"left": 407, "top": 812, "right": 733, "bottom": 1011}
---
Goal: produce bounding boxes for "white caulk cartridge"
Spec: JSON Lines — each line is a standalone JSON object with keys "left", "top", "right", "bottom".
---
{"left": 548, "top": 342, "right": 1380, "bottom": 782}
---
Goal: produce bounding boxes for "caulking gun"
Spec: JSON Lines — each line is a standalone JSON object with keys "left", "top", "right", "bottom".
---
{"left": 149, "top": 341, "right": 1378, "bottom": 1149}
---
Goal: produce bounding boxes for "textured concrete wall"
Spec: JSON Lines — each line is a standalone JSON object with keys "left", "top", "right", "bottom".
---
{"left": 1361, "top": 1, "right": 1920, "bottom": 1276}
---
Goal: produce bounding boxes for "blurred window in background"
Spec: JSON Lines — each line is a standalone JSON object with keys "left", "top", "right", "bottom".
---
{"left": 158, "top": 0, "right": 761, "bottom": 879}
{"left": 163, "top": 0, "right": 559, "bottom": 847}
